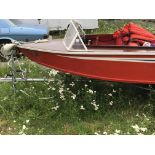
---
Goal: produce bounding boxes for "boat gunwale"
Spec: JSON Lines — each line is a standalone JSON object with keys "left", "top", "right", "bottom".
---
{"left": 18, "top": 44, "right": 155, "bottom": 56}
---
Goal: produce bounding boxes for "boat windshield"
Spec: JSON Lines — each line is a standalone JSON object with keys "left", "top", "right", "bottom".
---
{"left": 63, "top": 20, "right": 87, "bottom": 51}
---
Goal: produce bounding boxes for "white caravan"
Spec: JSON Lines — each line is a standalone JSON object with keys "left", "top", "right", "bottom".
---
{"left": 10, "top": 19, "right": 98, "bottom": 31}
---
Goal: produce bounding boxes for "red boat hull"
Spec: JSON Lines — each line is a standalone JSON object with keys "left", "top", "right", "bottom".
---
{"left": 18, "top": 48, "right": 155, "bottom": 84}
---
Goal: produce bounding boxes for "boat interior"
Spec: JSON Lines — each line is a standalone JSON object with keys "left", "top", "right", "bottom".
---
{"left": 83, "top": 34, "right": 155, "bottom": 49}
{"left": 84, "top": 34, "right": 117, "bottom": 47}
{"left": 63, "top": 20, "right": 155, "bottom": 51}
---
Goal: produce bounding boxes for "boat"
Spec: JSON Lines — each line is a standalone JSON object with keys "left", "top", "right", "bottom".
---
{"left": 14, "top": 20, "right": 155, "bottom": 84}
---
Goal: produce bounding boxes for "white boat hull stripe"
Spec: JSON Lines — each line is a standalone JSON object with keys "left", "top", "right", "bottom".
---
{"left": 61, "top": 55, "right": 155, "bottom": 63}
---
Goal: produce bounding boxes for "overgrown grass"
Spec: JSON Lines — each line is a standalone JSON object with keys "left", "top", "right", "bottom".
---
{"left": 0, "top": 20, "right": 155, "bottom": 135}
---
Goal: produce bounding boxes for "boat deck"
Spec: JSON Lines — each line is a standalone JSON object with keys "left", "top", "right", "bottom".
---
{"left": 18, "top": 39, "right": 155, "bottom": 55}
{"left": 19, "top": 39, "right": 68, "bottom": 52}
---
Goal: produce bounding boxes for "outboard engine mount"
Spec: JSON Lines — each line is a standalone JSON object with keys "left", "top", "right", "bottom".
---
{"left": 0, "top": 44, "right": 17, "bottom": 60}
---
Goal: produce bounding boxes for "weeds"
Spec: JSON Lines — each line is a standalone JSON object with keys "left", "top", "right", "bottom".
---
{"left": 0, "top": 59, "right": 154, "bottom": 135}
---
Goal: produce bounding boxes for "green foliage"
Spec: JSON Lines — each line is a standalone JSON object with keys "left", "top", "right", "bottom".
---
{"left": 0, "top": 60, "right": 155, "bottom": 135}
{"left": 86, "top": 19, "right": 155, "bottom": 34}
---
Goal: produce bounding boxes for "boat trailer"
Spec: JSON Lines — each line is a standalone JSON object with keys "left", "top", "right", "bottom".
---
{"left": 0, "top": 43, "right": 49, "bottom": 92}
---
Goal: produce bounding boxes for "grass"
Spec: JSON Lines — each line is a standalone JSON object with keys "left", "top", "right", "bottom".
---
{"left": 0, "top": 20, "right": 155, "bottom": 135}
